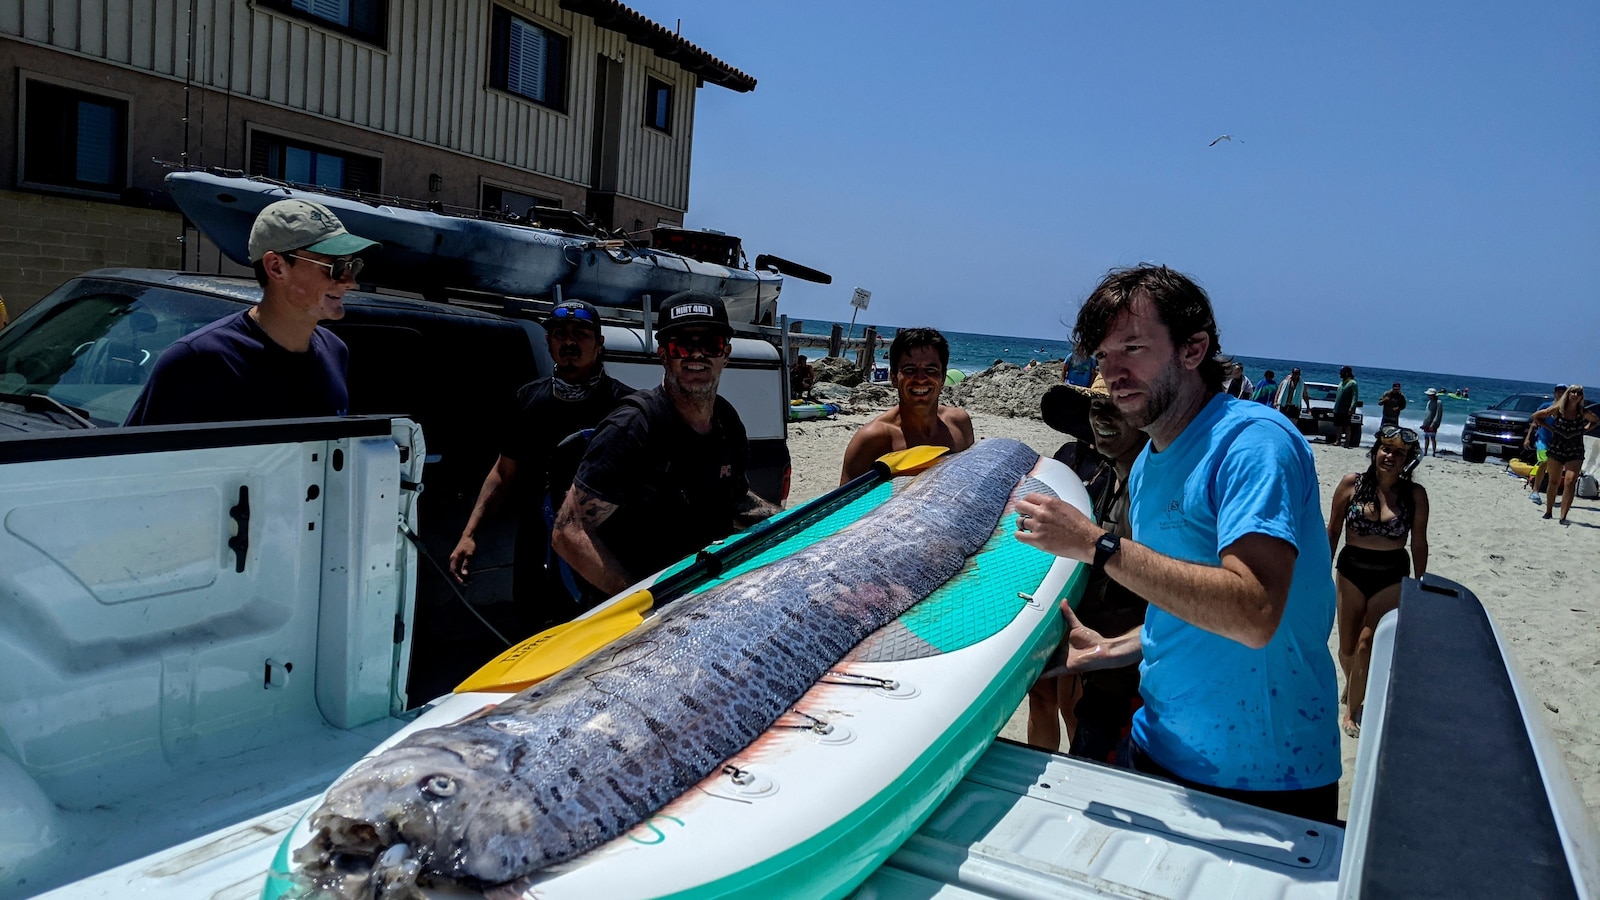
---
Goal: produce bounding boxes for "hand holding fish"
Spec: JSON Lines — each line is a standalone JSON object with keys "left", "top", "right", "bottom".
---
{"left": 1013, "top": 492, "right": 1098, "bottom": 562}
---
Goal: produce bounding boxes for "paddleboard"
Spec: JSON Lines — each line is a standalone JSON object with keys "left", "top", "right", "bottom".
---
{"left": 262, "top": 451, "right": 1089, "bottom": 899}
{"left": 788, "top": 402, "right": 840, "bottom": 421}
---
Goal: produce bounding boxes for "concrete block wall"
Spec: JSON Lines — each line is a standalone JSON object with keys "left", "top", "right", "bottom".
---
{"left": 0, "top": 190, "right": 183, "bottom": 315}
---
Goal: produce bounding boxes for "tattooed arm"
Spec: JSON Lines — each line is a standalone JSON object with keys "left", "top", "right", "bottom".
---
{"left": 551, "top": 485, "right": 633, "bottom": 595}
{"left": 732, "top": 489, "right": 782, "bottom": 530}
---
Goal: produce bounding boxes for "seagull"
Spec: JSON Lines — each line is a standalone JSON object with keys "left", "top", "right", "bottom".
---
{"left": 1208, "top": 134, "right": 1242, "bottom": 147}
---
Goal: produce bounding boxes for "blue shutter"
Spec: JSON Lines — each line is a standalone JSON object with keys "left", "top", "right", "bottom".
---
{"left": 293, "top": 0, "right": 351, "bottom": 27}
{"left": 75, "top": 101, "right": 118, "bottom": 186}
{"left": 506, "top": 18, "right": 546, "bottom": 101}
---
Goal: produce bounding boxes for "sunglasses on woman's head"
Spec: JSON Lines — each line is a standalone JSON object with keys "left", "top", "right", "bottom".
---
{"left": 287, "top": 253, "right": 363, "bottom": 282}
{"left": 663, "top": 333, "right": 731, "bottom": 358}
{"left": 1378, "top": 424, "right": 1419, "bottom": 446}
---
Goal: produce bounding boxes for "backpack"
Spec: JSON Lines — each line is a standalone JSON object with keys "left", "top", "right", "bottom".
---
{"left": 1578, "top": 473, "right": 1599, "bottom": 501}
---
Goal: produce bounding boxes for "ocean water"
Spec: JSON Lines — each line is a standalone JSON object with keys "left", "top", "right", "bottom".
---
{"left": 796, "top": 320, "right": 1555, "bottom": 455}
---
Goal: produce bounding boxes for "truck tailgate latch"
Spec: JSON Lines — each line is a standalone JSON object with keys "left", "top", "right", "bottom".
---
{"left": 228, "top": 485, "right": 250, "bottom": 573}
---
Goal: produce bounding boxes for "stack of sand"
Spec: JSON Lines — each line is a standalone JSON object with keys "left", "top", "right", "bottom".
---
{"left": 784, "top": 410, "right": 1600, "bottom": 821}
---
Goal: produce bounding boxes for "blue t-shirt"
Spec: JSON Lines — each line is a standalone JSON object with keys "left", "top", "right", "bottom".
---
{"left": 125, "top": 310, "right": 349, "bottom": 426}
{"left": 1127, "top": 393, "right": 1339, "bottom": 791}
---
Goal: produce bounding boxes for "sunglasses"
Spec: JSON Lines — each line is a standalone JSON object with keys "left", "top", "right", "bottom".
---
{"left": 663, "top": 333, "right": 731, "bottom": 358}
{"left": 549, "top": 304, "right": 598, "bottom": 324}
{"left": 1378, "top": 424, "right": 1419, "bottom": 445}
{"left": 896, "top": 365, "right": 945, "bottom": 379}
{"left": 287, "top": 253, "right": 364, "bottom": 282}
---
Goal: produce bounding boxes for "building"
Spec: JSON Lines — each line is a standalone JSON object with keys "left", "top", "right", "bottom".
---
{"left": 0, "top": 0, "right": 754, "bottom": 313}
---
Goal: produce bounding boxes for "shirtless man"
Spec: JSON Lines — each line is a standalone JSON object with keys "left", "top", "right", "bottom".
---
{"left": 838, "top": 327, "right": 975, "bottom": 483}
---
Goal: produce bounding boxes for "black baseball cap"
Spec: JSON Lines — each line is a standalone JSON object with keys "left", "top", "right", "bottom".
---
{"left": 656, "top": 291, "right": 733, "bottom": 340}
{"left": 545, "top": 299, "right": 601, "bottom": 331}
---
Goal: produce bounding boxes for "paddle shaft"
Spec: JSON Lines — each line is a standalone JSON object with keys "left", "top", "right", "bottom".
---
{"left": 637, "top": 459, "right": 895, "bottom": 612}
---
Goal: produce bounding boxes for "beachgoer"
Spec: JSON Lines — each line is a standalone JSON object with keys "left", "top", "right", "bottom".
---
{"left": 1221, "top": 360, "right": 1253, "bottom": 399}
{"left": 1327, "top": 425, "right": 1429, "bottom": 738}
{"left": 1524, "top": 385, "right": 1566, "bottom": 497}
{"left": 125, "top": 199, "right": 378, "bottom": 426}
{"left": 449, "top": 300, "right": 636, "bottom": 632}
{"left": 1027, "top": 375, "right": 1150, "bottom": 761}
{"left": 0, "top": 293, "right": 9, "bottom": 330}
{"left": 839, "top": 327, "right": 975, "bottom": 483}
{"left": 1420, "top": 388, "right": 1443, "bottom": 456}
{"left": 553, "top": 292, "right": 781, "bottom": 594}
{"left": 1064, "top": 350, "right": 1097, "bottom": 387}
{"left": 1274, "top": 367, "right": 1307, "bottom": 423}
{"left": 1333, "top": 366, "right": 1360, "bottom": 448}
{"left": 1250, "top": 369, "right": 1277, "bottom": 404}
{"left": 1528, "top": 385, "right": 1598, "bottom": 525}
{"left": 1378, "top": 383, "right": 1406, "bottom": 428}
{"left": 1015, "top": 264, "right": 1340, "bottom": 824}
{"left": 790, "top": 354, "right": 816, "bottom": 399}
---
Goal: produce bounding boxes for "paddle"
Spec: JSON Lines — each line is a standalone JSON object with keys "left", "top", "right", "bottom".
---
{"left": 455, "top": 444, "right": 952, "bottom": 694}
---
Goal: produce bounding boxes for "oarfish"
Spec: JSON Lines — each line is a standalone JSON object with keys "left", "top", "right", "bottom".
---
{"left": 294, "top": 438, "right": 1039, "bottom": 898}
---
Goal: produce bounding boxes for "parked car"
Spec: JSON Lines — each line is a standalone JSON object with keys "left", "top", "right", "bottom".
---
{"left": 0, "top": 269, "right": 792, "bottom": 700}
{"left": 1294, "top": 381, "right": 1362, "bottom": 443}
{"left": 1459, "top": 392, "right": 1554, "bottom": 463}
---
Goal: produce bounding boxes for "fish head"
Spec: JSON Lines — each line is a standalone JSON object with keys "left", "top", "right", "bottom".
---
{"left": 296, "top": 733, "right": 560, "bottom": 894}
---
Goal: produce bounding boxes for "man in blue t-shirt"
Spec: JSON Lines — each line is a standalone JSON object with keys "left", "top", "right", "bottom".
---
{"left": 1015, "top": 264, "right": 1340, "bottom": 824}
{"left": 125, "top": 199, "right": 378, "bottom": 426}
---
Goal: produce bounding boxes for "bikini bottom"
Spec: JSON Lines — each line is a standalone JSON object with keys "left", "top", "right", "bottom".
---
{"left": 1336, "top": 545, "right": 1411, "bottom": 600}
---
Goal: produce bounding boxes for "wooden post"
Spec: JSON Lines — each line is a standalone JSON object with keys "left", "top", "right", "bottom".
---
{"left": 828, "top": 323, "right": 843, "bottom": 358}
{"left": 858, "top": 326, "right": 878, "bottom": 374}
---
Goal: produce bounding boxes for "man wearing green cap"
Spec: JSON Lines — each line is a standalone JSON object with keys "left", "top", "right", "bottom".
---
{"left": 125, "top": 199, "right": 378, "bottom": 426}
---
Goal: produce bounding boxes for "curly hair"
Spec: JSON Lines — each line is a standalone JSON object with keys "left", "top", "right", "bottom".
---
{"left": 1353, "top": 440, "right": 1421, "bottom": 527}
{"left": 888, "top": 327, "right": 950, "bottom": 371}
{"left": 1071, "top": 264, "right": 1226, "bottom": 393}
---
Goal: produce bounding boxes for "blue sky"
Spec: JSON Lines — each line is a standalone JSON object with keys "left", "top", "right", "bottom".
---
{"left": 626, "top": 0, "right": 1598, "bottom": 382}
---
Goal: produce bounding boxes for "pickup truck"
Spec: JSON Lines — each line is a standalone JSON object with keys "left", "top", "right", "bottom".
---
{"left": 2, "top": 275, "right": 1594, "bottom": 898}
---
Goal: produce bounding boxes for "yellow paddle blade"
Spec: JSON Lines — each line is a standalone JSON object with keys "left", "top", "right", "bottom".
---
{"left": 454, "top": 589, "right": 654, "bottom": 694}
{"left": 878, "top": 444, "right": 950, "bottom": 476}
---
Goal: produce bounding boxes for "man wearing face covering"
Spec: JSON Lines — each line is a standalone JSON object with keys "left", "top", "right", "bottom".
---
{"left": 449, "top": 299, "right": 635, "bottom": 632}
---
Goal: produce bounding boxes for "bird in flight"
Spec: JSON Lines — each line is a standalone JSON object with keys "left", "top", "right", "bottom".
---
{"left": 1209, "top": 134, "right": 1242, "bottom": 147}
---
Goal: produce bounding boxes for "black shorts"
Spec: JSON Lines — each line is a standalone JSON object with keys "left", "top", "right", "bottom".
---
{"left": 1333, "top": 411, "right": 1352, "bottom": 429}
{"left": 1336, "top": 545, "right": 1410, "bottom": 600}
{"left": 1119, "top": 736, "right": 1340, "bottom": 825}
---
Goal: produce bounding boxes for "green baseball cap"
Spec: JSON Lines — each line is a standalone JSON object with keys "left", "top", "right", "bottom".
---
{"left": 247, "top": 198, "right": 379, "bottom": 263}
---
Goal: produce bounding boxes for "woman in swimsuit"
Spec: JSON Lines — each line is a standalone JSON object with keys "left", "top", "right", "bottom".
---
{"left": 1528, "top": 385, "right": 1598, "bottom": 525}
{"left": 1327, "top": 425, "right": 1430, "bottom": 738}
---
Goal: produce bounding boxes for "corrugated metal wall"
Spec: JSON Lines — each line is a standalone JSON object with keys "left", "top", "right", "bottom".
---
{"left": 0, "top": 0, "right": 696, "bottom": 209}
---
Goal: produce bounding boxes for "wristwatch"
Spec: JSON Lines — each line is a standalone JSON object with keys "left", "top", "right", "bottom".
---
{"left": 1093, "top": 532, "right": 1122, "bottom": 572}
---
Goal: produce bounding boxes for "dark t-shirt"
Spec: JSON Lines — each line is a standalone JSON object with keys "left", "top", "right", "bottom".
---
{"left": 124, "top": 310, "right": 348, "bottom": 426}
{"left": 502, "top": 373, "right": 635, "bottom": 605}
{"left": 1379, "top": 391, "right": 1407, "bottom": 426}
{"left": 574, "top": 386, "right": 750, "bottom": 580}
{"left": 1052, "top": 440, "right": 1148, "bottom": 640}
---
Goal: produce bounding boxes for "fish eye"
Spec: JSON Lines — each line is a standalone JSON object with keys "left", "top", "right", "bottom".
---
{"left": 422, "top": 774, "right": 457, "bottom": 798}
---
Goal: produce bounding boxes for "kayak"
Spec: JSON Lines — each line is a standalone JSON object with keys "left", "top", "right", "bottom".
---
{"left": 263, "top": 443, "right": 1089, "bottom": 899}
{"left": 789, "top": 402, "right": 841, "bottom": 421}
{"left": 164, "top": 171, "right": 784, "bottom": 326}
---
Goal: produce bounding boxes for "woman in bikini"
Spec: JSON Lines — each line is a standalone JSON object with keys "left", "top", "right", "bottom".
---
{"left": 1327, "top": 425, "right": 1430, "bottom": 738}
{"left": 1529, "top": 385, "right": 1598, "bottom": 525}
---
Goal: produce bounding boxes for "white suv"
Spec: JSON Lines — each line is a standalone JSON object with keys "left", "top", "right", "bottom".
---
{"left": 1298, "top": 381, "right": 1362, "bottom": 442}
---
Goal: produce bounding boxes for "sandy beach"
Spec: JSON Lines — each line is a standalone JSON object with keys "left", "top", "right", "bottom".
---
{"left": 786, "top": 409, "right": 1600, "bottom": 821}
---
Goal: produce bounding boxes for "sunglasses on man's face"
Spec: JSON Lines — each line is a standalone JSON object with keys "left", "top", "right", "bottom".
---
{"left": 663, "top": 333, "right": 731, "bottom": 359}
{"left": 287, "top": 253, "right": 363, "bottom": 282}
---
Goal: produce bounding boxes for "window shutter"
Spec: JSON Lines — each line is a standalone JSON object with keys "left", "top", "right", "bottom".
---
{"left": 292, "top": 0, "right": 351, "bottom": 27}
{"left": 506, "top": 19, "right": 546, "bottom": 101}
{"left": 74, "top": 102, "right": 118, "bottom": 185}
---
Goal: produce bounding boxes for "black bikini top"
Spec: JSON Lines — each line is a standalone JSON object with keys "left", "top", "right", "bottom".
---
{"left": 1347, "top": 473, "right": 1411, "bottom": 539}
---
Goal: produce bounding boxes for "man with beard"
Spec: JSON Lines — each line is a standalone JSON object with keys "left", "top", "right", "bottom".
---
{"left": 449, "top": 299, "right": 634, "bottom": 631}
{"left": 838, "top": 327, "right": 975, "bottom": 483}
{"left": 1014, "top": 264, "right": 1339, "bottom": 824}
{"left": 553, "top": 292, "right": 781, "bottom": 595}
{"left": 1027, "top": 374, "right": 1150, "bottom": 762}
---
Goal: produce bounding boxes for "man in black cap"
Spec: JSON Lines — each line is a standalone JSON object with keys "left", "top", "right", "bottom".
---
{"left": 449, "top": 299, "right": 635, "bottom": 631}
{"left": 1026, "top": 374, "right": 1150, "bottom": 761}
{"left": 553, "top": 291, "right": 781, "bottom": 595}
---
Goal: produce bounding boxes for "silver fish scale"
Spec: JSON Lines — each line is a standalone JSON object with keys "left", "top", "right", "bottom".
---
{"left": 304, "top": 438, "right": 1038, "bottom": 893}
